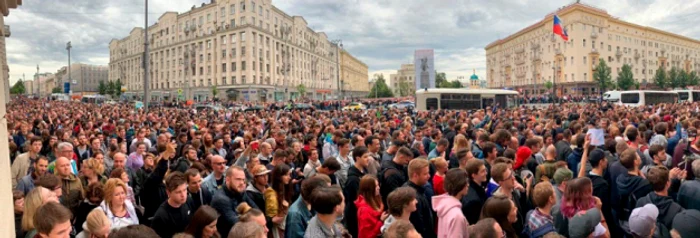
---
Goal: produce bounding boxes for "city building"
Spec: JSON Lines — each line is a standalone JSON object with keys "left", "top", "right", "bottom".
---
{"left": 109, "top": 0, "right": 363, "bottom": 102}
{"left": 485, "top": 2, "right": 700, "bottom": 96}
{"left": 339, "top": 48, "right": 369, "bottom": 98}
{"left": 22, "top": 78, "right": 33, "bottom": 95}
{"left": 59, "top": 63, "right": 108, "bottom": 94}
{"left": 389, "top": 64, "right": 415, "bottom": 96}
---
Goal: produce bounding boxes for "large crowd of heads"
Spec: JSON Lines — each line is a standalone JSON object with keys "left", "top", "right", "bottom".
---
{"left": 8, "top": 97, "right": 700, "bottom": 238}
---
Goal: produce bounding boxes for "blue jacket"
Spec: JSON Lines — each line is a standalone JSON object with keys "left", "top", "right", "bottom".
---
{"left": 666, "top": 122, "right": 683, "bottom": 156}
{"left": 285, "top": 196, "right": 315, "bottom": 238}
{"left": 202, "top": 172, "right": 225, "bottom": 195}
{"left": 16, "top": 174, "right": 35, "bottom": 195}
{"left": 566, "top": 148, "right": 584, "bottom": 177}
{"left": 211, "top": 185, "right": 258, "bottom": 236}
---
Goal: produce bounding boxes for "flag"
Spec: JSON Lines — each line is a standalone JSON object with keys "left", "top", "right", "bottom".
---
{"left": 553, "top": 15, "right": 568, "bottom": 41}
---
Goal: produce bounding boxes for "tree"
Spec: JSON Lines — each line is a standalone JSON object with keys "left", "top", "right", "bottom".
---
{"left": 51, "top": 87, "right": 62, "bottom": 93}
{"left": 106, "top": 81, "right": 116, "bottom": 96}
{"left": 653, "top": 66, "right": 667, "bottom": 89}
{"left": 634, "top": 82, "right": 640, "bottom": 90}
{"left": 616, "top": 64, "right": 634, "bottom": 90}
{"left": 544, "top": 81, "right": 553, "bottom": 90}
{"left": 98, "top": 81, "right": 107, "bottom": 95}
{"left": 367, "top": 74, "right": 394, "bottom": 98}
{"left": 10, "top": 80, "right": 25, "bottom": 94}
{"left": 593, "top": 59, "right": 613, "bottom": 95}
{"left": 435, "top": 72, "right": 447, "bottom": 88}
{"left": 211, "top": 85, "right": 219, "bottom": 100}
{"left": 398, "top": 80, "right": 412, "bottom": 96}
{"left": 296, "top": 84, "right": 307, "bottom": 98}
{"left": 114, "top": 80, "right": 123, "bottom": 97}
{"left": 679, "top": 69, "right": 689, "bottom": 89}
{"left": 689, "top": 71, "right": 699, "bottom": 87}
{"left": 668, "top": 67, "right": 680, "bottom": 89}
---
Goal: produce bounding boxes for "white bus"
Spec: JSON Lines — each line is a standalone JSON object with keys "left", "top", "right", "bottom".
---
{"left": 80, "top": 95, "right": 108, "bottom": 104}
{"left": 674, "top": 90, "right": 700, "bottom": 102}
{"left": 49, "top": 93, "right": 70, "bottom": 101}
{"left": 618, "top": 90, "right": 678, "bottom": 107}
{"left": 415, "top": 88, "right": 519, "bottom": 111}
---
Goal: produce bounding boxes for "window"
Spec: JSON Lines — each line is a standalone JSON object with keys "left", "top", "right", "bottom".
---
{"left": 592, "top": 41, "right": 595, "bottom": 48}
{"left": 231, "top": 62, "right": 237, "bottom": 71}
{"left": 222, "top": 63, "right": 227, "bottom": 72}
{"left": 200, "top": 67, "right": 204, "bottom": 75}
{"left": 207, "top": 66, "right": 211, "bottom": 75}
{"left": 584, "top": 56, "right": 587, "bottom": 65}
{"left": 584, "top": 73, "right": 587, "bottom": 81}
{"left": 231, "top": 47, "right": 237, "bottom": 57}
{"left": 199, "top": 16, "right": 203, "bottom": 25}
{"left": 230, "top": 4, "right": 235, "bottom": 15}
{"left": 583, "top": 39, "right": 586, "bottom": 47}
{"left": 222, "top": 50, "right": 226, "bottom": 58}
{"left": 608, "top": 45, "right": 611, "bottom": 51}
{"left": 241, "top": 32, "right": 246, "bottom": 41}
{"left": 207, "top": 53, "right": 211, "bottom": 61}
{"left": 231, "top": 34, "right": 237, "bottom": 43}
{"left": 207, "top": 40, "right": 211, "bottom": 49}
{"left": 259, "top": 6, "right": 263, "bottom": 16}
{"left": 253, "top": 61, "right": 256, "bottom": 70}
{"left": 252, "top": 1, "right": 256, "bottom": 12}
{"left": 241, "top": 46, "right": 246, "bottom": 56}
{"left": 242, "top": 75, "right": 246, "bottom": 84}
{"left": 232, "top": 76, "right": 236, "bottom": 84}
{"left": 221, "top": 8, "right": 225, "bottom": 18}
{"left": 207, "top": 14, "right": 211, "bottom": 22}
{"left": 242, "top": 61, "right": 246, "bottom": 70}
{"left": 241, "top": 1, "right": 245, "bottom": 12}
{"left": 231, "top": 19, "right": 235, "bottom": 27}
{"left": 241, "top": 17, "right": 246, "bottom": 25}
{"left": 222, "top": 36, "right": 226, "bottom": 44}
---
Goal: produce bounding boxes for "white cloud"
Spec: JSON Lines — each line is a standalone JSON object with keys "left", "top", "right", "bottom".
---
{"left": 4, "top": 0, "right": 700, "bottom": 87}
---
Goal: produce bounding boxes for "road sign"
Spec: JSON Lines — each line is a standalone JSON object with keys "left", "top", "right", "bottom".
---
{"left": 63, "top": 82, "right": 70, "bottom": 93}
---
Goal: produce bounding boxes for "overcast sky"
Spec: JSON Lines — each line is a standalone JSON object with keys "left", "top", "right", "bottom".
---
{"left": 5, "top": 0, "right": 700, "bottom": 85}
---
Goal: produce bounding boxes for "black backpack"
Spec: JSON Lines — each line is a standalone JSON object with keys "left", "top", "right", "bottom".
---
{"left": 619, "top": 188, "right": 642, "bottom": 222}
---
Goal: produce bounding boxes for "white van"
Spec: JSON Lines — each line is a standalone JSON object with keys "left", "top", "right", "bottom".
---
{"left": 602, "top": 91, "right": 621, "bottom": 103}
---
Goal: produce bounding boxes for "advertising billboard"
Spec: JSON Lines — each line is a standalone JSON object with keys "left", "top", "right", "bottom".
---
{"left": 414, "top": 49, "right": 435, "bottom": 90}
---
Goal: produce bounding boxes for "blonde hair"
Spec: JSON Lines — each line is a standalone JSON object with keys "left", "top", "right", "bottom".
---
{"left": 22, "top": 188, "right": 47, "bottom": 231}
{"left": 85, "top": 208, "right": 111, "bottom": 234}
{"left": 430, "top": 157, "right": 448, "bottom": 169}
{"left": 453, "top": 134, "right": 470, "bottom": 152}
{"left": 228, "top": 221, "right": 265, "bottom": 238}
{"left": 103, "top": 178, "right": 127, "bottom": 210}
{"left": 84, "top": 158, "right": 105, "bottom": 175}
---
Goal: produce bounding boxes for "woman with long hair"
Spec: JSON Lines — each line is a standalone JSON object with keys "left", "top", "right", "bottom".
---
{"left": 76, "top": 208, "right": 111, "bottom": 238}
{"left": 127, "top": 141, "right": 147, "bottom": 171}
{"left": 237, "top": 202, "right": 267, "bottom": 231}
{"left": 81, "top": 158, "right": 107, "bottom": 188}
{"left": 263, "top": 164, "right": 292, "bottom": 238}
{"left": 99, "top": 178, "right": 139, "bottom": 229}
{"left": 184, "top": 206, "right": 221, "bottom": 238}
{"left": 109, "top": 168, "right": 136, "bottom": 205}
{"left": 22, "top": 187, "right": 58, "bottom": 238}
{"left": 451, "top": 134, "right": 470, "bottom": 157}
{"left": 480, "top": 195, "right": 519, "bottom": 238}
{"left": 560, "top": 177, "right": 597, "bottom": 219}
{"left": 355, "top": 175, "right": 388, "bottom": 238}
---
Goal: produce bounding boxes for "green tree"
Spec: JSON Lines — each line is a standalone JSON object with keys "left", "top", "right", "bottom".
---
{"left": 616, "top": 64, "right": 634, "bottom": 90}
{"left": 593, "top": 59, "right": 613, "bottom": 96}
{"left": 398, "top": 80, "right": 412, "bottom": 96}
{"left": 544, "top": 81, "right": 553, "bottom": 90}
{"left": 296, "top": 84, "right": 307, "bottom": 98}
{"left": 679, "top": 69, "right": 689, "bottom": 89}
{"left": 211, "top": 85, "right": 219, "bottom": 100}
{"left": 97, "top": 81, "right": 107, "bottom": 95}
{"left": 634, "top": 82, "right": 640, "bottom": 90}
{"left": 106, "top": 81, "right": 116, "bottom": 96}
{"left": 653, "top": 66, "right": 667, "bottom": 89}
{"left": 368, "top": 74, "right": 394, "bottom": 98}
{"left": 10, "top": 80, "right": 26, "bottom": 94}
{"left": 435, "top": 72, "right": 447, "bottom": 88}
{"left": 51, "top": 87, "right": 62, "bottom": 93}
{"left": 668, "top": 67, "right": 680, "bottom": 89}
{"left": 114, "top": 80, "right": 123, "bottom": 97}
{"left": 689, "top": 71, "right": 699, "bottom": 87}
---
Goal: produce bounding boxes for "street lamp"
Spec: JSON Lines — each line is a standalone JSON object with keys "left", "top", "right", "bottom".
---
{"left": 66, "top": 41, "right": 72, "bottom": 95}
{"left": 331, "top": 39, "right": 343, "bottom": 99}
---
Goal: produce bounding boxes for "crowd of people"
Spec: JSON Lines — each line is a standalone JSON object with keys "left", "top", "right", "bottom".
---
{"left": 7, "top": 96, "right": 700, "bottom": 238}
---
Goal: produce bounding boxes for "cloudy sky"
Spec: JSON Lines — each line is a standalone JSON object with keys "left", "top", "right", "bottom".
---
{"left": 6, "top": 0, "right": 700, "bottom": 85}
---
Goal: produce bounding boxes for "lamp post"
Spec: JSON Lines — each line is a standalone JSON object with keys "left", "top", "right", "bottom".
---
{"left": 66, "top": 41, "right": 72, "bottom": 95}
{"left": 331, "top": 39, "right": 342, "bottom": 100}
{"left": 143, "top": 0, "right": 150, "bottom": 112}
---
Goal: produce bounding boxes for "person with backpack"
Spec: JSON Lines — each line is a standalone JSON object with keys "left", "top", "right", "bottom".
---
{"left": 526, "top": 182, "right": 558, "bottom": 237}
{"left": 615, "top": 148, "right": 653, "bottom": 235}
{"left": 635, "top": 166, "right": 685, "bottom": 231}
{"left": 379, "top": 147, "right": 412, "bottom": 207}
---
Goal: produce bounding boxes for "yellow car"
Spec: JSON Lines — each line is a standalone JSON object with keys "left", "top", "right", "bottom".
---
{"left": 342, "top": 102, "right": 367, "bottom": 111}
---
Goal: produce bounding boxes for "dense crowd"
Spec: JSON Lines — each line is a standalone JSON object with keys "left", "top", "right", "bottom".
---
{"left": 7, "top": 96, "right": 700, "bottom": 238}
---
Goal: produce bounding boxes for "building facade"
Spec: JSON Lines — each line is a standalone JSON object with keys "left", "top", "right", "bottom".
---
{"left": 60, "top": 63, "right": 108, "bottom": 94}
{"left": 339, "top": 49, "right": 369, "bottom": 98}
{"left": 485, "top": 3, "right": 700, "bottom": 96}
{"left": 109, "top": 0, "right": 362, "bottom": 102}
{"left": 22, "top": 79, "right": 33, "bottom": 96}
{"left": 389, "top": 64, "right": 415, "bottom": 96}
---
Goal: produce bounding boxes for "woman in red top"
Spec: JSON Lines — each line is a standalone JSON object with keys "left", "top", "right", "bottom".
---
{"left": 431, "top": 157, "right": 448, "bottom": 195}
{"left": 355, "top": 175, "right": 389, "bottom": 238}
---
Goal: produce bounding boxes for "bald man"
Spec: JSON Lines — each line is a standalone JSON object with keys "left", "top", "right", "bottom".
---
{"left": 203, "top": 155, "right": 228, "bottom": 194}
{"left": 108, "top": 152, "right": 141, "bottom": 198}
{"left": 56, "top": 157, "right": 84, "bottom": 214}
{"left": 257, "top": 142, "right": 273, "bottom": 166}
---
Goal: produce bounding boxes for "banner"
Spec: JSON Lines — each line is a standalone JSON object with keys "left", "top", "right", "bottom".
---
{"left": 414, "top": 49, "right": 435, "bottom": 90}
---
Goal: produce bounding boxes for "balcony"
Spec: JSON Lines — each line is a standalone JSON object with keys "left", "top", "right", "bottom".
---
{"left": 616, "top": 49, "right": 622, "bottom": 59}
{"left": 590, "top": 48, "right": 598, "bottom": 54}
{"left": 634, "top": 52, "right": 641, "bottom": 60}
{"left": 555, "top": 48, "right": 562, "bottom": 55}
{"left": 591, "top": 31, "right": 598, "bottom": 39}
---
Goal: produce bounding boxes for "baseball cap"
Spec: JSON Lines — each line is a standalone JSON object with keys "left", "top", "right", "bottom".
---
{"left": 629, "top": 204, "right": 659, "bottom": 237}
{"left": 672, "top": 209, "right": 700, "bottom": 238}
{"left": 568, "top": 208, "right": 602, "bottom": 238}
{"left": 553, "top": 168, "right": 573, "bottom": 185}
{"left": 588, "top": 149, "right": 606, "bottom": 167}
{"left": 251, "top": 164, "right": 271, "bottom": 176}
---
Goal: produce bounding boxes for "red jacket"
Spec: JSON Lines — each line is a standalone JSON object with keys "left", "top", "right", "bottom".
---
{"left": 355, "top": 195, "right": 383, "bottom": 238}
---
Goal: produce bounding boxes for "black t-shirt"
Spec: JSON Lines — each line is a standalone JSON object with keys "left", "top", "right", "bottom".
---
{"left": 216, "top": 177, "right": 224, "bottom": 189}
{"left": 151, "top": 201, "right": 193, "bottom": 238}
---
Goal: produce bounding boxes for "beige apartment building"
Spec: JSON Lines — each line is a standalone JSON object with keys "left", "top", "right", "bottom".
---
{"left": 110, "top": 0, "right": 366, "bottom": 102}
{"left": 389, "top": 64, "right": 415, "bottom": 96}
{"left": 60, "top": 63, "right": 108, "bottom": 93}
{"left": 339, "top": 49, "right": 369, "bottom": 98}
{"left": 486, "top": 3, "right": 700, "bottom": 96}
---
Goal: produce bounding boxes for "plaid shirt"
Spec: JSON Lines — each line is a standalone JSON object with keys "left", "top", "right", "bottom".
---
{"left": 528, "top": 208, "right": 554, "bottom": 232}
